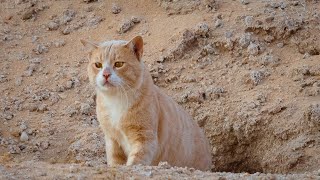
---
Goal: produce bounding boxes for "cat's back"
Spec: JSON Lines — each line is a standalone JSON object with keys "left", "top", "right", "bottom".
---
{"left": 152, "top": 85, "right": 212, "bottom": 170}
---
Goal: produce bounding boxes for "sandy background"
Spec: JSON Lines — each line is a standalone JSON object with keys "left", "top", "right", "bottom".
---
{"left": 0, "top": 0, "right": 320, "bottom": 179}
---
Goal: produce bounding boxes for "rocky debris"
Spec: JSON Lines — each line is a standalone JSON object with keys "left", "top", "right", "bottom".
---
{"left": 29, "top": 58, "right": 42, "bottom": 64}
{"left": 158, "top": 0, "right": 218, "bottom": 15}
{"left": 117, "top": 16, "right": 141, "bottom": 34}
{"left": 86, "top": 15, "right": 104, "bottom": 27}
{"left": 33, "top": 44, "right": 49, "bottom": 54}
{"left": 68, "top": 132, "right": 105, "bottom": 162}
{"left": 305, "top": 104, "right": 320, "bottom": 127}
{"left": 194, "top": 23, "right": 209, "bottom": 37}
{"left": 244, "top": 16, "right": 254, "bottom": 27}
{"left": 80, "top": 103, "right": 91, "bottom": 115}
{"left": 83, "top": 0, "right": 97, "bottom": 3}
{"left": 247, "top": 42, "right": 259, "bottom": 56}
{"left": 9, "top": 145, "right": 22, "bottom": 154}
{"left": 239, "top": 33, "right": 252, "bottom": 48}
{"left": 260, "top": 54, "right": 280, "bottom": 66}
{"left": 21, "top": 8, "right": 36, "bottom": 20}
{"left": 52, "top": 39, "right": 66, "bottom": 48}
{"left": 214, "top": 19, "right": 223, "bottom": 28}
{"left": 162, "top": 29, "right": 197, "bottom": 62}
{"left": 61, "top": 9, "right": 76, "bottom": 24}
{"left": 111, "top": 3, "right": 121, "bottom": 14}
{"left": 20, "top": 132, "right": 29, "bottom": 141}
{"left": 65, "top": 105, "right": 78, "bottom": 117}
{"left": 241, "top": 0, "right": 249, "bottom": 5}
{"left": 24, "top": 64, "right": 38, "bottom": 76}
{"left": 47, "top": 21, "right": 59, "bottom": 31}
{"left": 61, "top": 27, "right": 72, "bottom": 35}
{"left": 249, "top": 70, "right": 265, "bottom": 85}
{"left": 0, "top": 75, "right": 8, "bottom": 83}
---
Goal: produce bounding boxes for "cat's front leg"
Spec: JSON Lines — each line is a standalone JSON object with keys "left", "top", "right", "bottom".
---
{"left": 126, "top": 139, "right": 158, "bottom": 166}
{"left": 105, "top": 136, "right": 127, "bottom": 166}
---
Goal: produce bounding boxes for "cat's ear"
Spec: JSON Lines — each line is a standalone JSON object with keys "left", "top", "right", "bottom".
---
{"left": 126, "top": 36, "right": 143, "bottom": 61}
{"left": 80, "top": 39, "right": 98, "bottom": 52}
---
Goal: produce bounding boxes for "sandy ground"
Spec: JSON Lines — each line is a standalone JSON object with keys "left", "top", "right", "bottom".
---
{"left": 1, "top": 0, "right": 320, "bottom": 179}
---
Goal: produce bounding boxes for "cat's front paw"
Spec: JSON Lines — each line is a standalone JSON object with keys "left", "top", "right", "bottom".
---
{"left": 126, "top": 155, "right": 148, "bottom": 166}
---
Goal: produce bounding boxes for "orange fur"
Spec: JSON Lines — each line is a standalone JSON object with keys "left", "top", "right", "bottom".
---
{"left": 81, "top": 36, "right": 212, "bottom": 170}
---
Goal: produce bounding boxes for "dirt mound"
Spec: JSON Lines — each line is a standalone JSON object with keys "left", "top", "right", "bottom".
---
{"left": 0, "top": 0, "right": 319, "bottom": 178}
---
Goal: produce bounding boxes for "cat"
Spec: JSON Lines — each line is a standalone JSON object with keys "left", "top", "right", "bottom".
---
{"left": 80, "top": 36, "right": 212, "bottom": 171}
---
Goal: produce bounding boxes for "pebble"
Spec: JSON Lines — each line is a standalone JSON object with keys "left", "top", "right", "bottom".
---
{"left": 244, "top": 16, "right": 254, "bottom": 26}
{"left": 215, "top": 19, "right": 223, "bottom": 28}
{"left": 111, "top": 3, "right": 121, "bottom": 14}
{"left": 20, "top": 131, "right": 29, "bottom": 141}
{"left": 250, "top": 70, "right": 265, "bottom": 85}
{"left": 62, "top": 27, "right": 72, "bottom": 35}
{"left": 118, "top": 19, "right": 134, "bottom": 34}
{"left": 80, "top": 103, "right": 91, "bottom": 115}
{"left": 194, "top": 23, "right": 209, "bottom": 37}
{"left": 247, "top": 43, "right": 259, "bottom": 56}
{"left": 22, "top": 9, "right": 35, "bottom": 20}
{"left": 20, "top": 123, "right": 28, "bottom": 131}
{"left": 277, "top": 42, "right": 284, "bottom": 48}
{"left": 241, "top": 0, "right": 249, "bottom": 5}
{"left": 47, "top": 21, "right": 59, "bottom": 31}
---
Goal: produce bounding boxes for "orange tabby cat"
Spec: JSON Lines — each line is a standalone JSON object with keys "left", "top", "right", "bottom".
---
{"left": 80, "top": 36, "right": 212, "bottom": 170}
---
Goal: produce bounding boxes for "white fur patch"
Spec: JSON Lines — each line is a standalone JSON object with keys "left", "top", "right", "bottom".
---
{"left": 103, "top": 93, "right": 130, "bottom": 127}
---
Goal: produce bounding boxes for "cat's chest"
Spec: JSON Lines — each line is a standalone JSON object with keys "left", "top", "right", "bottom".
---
{"left": 103, "top": 96, "right": 129, "bottom": 127}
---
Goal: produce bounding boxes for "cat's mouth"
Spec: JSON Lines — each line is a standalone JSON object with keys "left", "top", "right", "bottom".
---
{"left": 103, "top": 80, "right": 114, "bottom": 87}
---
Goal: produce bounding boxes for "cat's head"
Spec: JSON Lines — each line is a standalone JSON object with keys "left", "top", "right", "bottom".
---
{"left": 81, "top": 36, "right": 144, "bottom": 93}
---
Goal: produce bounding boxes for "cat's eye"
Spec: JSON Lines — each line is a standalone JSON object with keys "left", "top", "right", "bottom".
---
{"left": 114, "top": 62, "right": 124, "bottom": 68}
{"left": 95, "top": 62, "right": 102, "bottom": 69}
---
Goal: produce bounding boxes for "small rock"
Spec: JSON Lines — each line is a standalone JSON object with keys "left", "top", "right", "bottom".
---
{"left": 277, "top": 42, "right": 284, "bottom": 48}
{"left": 265, "top": 16, "right": 274, "bottom": 23}
{"left": 53, "top": 40, "right": 66, "bottom": 48}
{"left": 29, "top": 58, "right": 42, "bottom": 64}
{"left": 66, "top": 80, "right": 73, "bottom": 89}
{"left": 214, "top": 19, "right": 223, "bottom": 28}
{"left": 158, "top": 162, "right": 171, "bottom": 169}
{"left": 118, "top": 19, "right": 134, "bottom": 34}
{"left": 250, "top": 70, "right": 265, "bottom": 85}
{"left": 131, "top": 16, "right": 141, "bottom": 24}
{"left": 239, "top": 33, "right": 251, "bottom": 48}
{"left": 244, "top": 16, "right": 254, "bottom": 26}
{"left": 111, "top": 3, "right": 121, "bottom": 14}
{"left": 83, "top": 0, "right": 97, "bottom": 3}
{"left": 87, "top": 15, "right": 103, "bottom": 27}
{"left": 33, "top": 44, "right": 48, "bottom": 54}
{"left": 41, "top": 141, "right": 50, "bottom": 150}
{"left": 247, "top": 43, "right": 259, "bottom": 56}
{"left": 303, "top": 53, "right": 311, "bottom": 59}
{"left": 22, "top": 8, "right": 35, "bottom": 20}
{"left": 241, "top": 0, "right": 249, "bottom": 5}
{"left": 80, "top": 103, "right": 91, "bottom": 115}
{"left": 9, "top": 145, "right": 21, "bottom": 154}
{"left": 61, "top": 9, "right": 76, "bottom": 24}
{"left": 194, "top": 23, "right": 209, "bottom": 37}
{"left": 15, "top": 77, "right": 23, "bottom": 86}
{"left": 20, "top": 131, "right": 29, "bottom": 141}
{"left": 264, "top": 35, "right": 274, "bottom": 43}
{"left": 24, "top": 64, "right": 37, "bottom": 76}
{"left": 20, "top": 123, "right": 28, "bottom": 131}
{"left": 62, "top": 27, "right": 72, "bottom": 35}
{"left": 47, "top": 21, "right": 59, "bottom": 31}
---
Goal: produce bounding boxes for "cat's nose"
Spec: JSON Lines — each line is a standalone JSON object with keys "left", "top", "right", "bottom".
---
{"left": 103, "top": 70, "right": 111, "bottom": 80}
